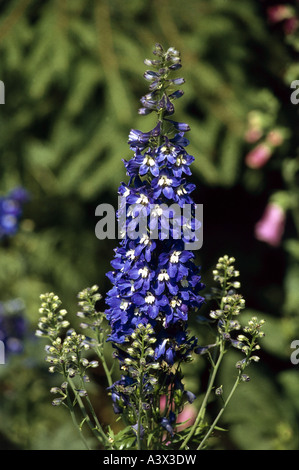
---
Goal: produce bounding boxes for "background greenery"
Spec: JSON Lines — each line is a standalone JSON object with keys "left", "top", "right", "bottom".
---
{"left": 0, "top": 0, "right": 299, "bottom": 450}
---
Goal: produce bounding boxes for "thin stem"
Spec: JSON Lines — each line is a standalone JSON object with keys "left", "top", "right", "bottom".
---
{"left": 67, "top": 377, "right": 110, "bottom": 448}
{"left": 157, "top": 108, "right": 164, "bottom": 148}
{"left": 78, "top": 374, "right": 112, "bottom": 447}
{"left": 137, "top": 335, "right": 145, "bottom": 450}
{"left": 65, "top": 388, "right": 91, "bottom": 450}
{"left": 137, "top": 371, "right": 144, "bottom": 450}
{"left": 179, "top": 343, "right": 225, "bottom": 450}
{"left": 94, "top": 340, "right": 114, "bottom": 388}
{"left": 197, "top": 373, "right": 241, "bottom": 450}
{"left": 61, "top": 363, "right": 91, "bottom": 450}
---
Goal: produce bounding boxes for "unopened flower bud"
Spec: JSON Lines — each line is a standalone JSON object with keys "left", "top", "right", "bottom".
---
{"left": 52, "top": 398, "right": 64, "bottom": 406}
{"left": 241, "top": 374, "right": 250, "bottom": 382}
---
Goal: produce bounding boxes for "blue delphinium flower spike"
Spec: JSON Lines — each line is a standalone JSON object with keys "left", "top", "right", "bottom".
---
{"left": 105, "top": 44, "right": 205, "bottom": 439}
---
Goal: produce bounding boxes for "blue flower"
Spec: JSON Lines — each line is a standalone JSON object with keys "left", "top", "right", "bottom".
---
{"left": 151, "top": 170, "right": 181, "bottom": 200}
{"left": 132, "top": 290, "right": 169, "bottom": 320}
{"left": 107, "top": 375, "right": 136, "bottom": 414}
{"left": 0, "top": 299, "right": 27, "bottom": 356}
{"left": 161, "top": 412, "right": 176, "bottom": 437}
{"left": 124, "top": 148, "right": 161, "bottom": 178}
{"left": 105, "top": 44, "right": 205, "bottom": 424}
{"left": 158, "top": 247, "right": 194, "bottom": 280}
{"left": 128, "top": 122, "right": 161, "bottom": 151}
{"left": 0, "top": 187, "right": 29, "bottom": 239}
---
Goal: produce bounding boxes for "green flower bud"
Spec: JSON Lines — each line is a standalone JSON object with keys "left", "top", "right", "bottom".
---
{"left": 241, "top": 374, "right": 250, "bottom": 382}
{"left": 52, "top": 398, "right": 64, "bottom": 406}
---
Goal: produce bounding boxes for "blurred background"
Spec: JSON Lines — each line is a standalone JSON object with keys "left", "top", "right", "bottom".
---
{"left": 0, "top": 0, "right": 299, "bottom": 450}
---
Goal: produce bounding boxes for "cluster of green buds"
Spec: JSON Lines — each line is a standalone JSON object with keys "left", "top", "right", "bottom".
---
{"left": 109, "top": 323, "right": 195, "bottom": 444}
{"left": 76, "top": 285, "right": 109, "bottom": 356}
{"left": 36, "top": 288, "right": 114, "bottom": 449}
{"left": 210, "top": 256, "right": 246, "bottom": 339}
{"left": 49, "top": 328, "right": 99, "bottom": 405}
{"left": 77, "top": 285, "right": 103, "bottom": 331}
{"left": 36, "top": 292, "right": 69, "bottom": 340}
{"left": 210, "top": 255, "right": 265, "bottom": 383}
{"left": 124, "top": 323, "right": 158, "bottom": 371}
{"left": 36, "top": 292, "right": 100, "bottom": 406}
{"left": 109, "top": 323, "right": 161, "bottom": 422}
{"left": 235, "top": 316, "right": 265, "bottom": 381}
{"left": 212, "top": 255, "right": 241, "bottom": 292}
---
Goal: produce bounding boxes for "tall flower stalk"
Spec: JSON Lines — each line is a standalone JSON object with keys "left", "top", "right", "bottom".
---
{"left": 36, "top": 44, "right": 265, "bottom": 451}
{"left": 105, "top": 43, "right": 205, "bottom": 448}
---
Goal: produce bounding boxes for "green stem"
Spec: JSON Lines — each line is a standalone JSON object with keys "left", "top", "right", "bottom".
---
{"left": 65, "top": 389, "right": 91, "bottom": 450}
{"left": 68, "top": 377, "right": 110, "bottom": 448}
{"left": 197, "top": 373, "right": 241, "bottom": 450}
{"left": 79, "top": 375, "right": 112, "bottom": 447}
{"left": 137, "top": 335, "right": 146, "bottom": 450}
{"left": 61, "top": 364, "right": 91, "bottom": 450}
{"left": 95, "top": 343, "right": 114, "bottom": 388}
{"left": 179, "top": 342, "right": 225, "bottom": 450}
{"left": 137, "top": 371, "right": 144, "bottom": 450}
{"left": 180, "top": 261, "right": 232, "bottom": 449}
{"left": 157, "top": 109, "right": 164, "bottom": 148}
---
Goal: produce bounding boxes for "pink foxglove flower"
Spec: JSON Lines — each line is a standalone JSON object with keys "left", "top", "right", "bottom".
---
{"left": 160, "top": 394, "right": 196, "bottom": 434}
{"left": 255, "top": 203, "right": 285, "bottom": 247}
{"left": 176, "top": 404, "right": 197, "bottom": 431}
{"left": 266, "top": 129, "right": 284, "bottom": 147}
{"left": 244, "top": 127, "right": 263, "bottom": 144}
{"left": 245, "top": 143, "right": 272, "bottom": 169}
{"left": 283, "top": 17, "right": 298, "bottom": 35}
{"left": 267, "top": 5, "right": 293, "bottom": 23}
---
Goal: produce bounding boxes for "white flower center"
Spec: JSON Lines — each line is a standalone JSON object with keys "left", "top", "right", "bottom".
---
{"left": 161, "top": 144, "right": 175, "bottom": 155}
{"left": 170, "top": 251, "right": 181, "bottom": 263}
{"left": 123, "top": 188, "right": 130, "bottom": 198}
{"left": 143, "top": 155, "right": 155, "bottom": 167}
{"left": 126, "top": 250, "right": 135, "bottom": 260}
{"left": 136, "top": 193, "right": 149, "bottom": 205}
{"left": 170, "top": 297, "right": 182, "bottom": 308}
{"left": 176, "top": 186, "right": 187, "bottom": 196}
{"left": 120, "top": 300, "right": 129, "bottom": 310}
{"left": 158, "top": 175, "right": 173, "bottom": 186}
{"left": 138, "top": 267, "right": 149, "bottom": 278}
{"left": 158, "top": 269, "right": 170, "bottom": 282}
{"left": 161, "top": 145, "right": 169, "bottom": 153}
{"left": 145, "top": 292, "right": 155, "bottom": 304}
{"left": 140, "top": 234, "right": 150, "bottom": 245}
{"left": 134, "top": 308, "right": 141, "bottom": 316}
{"left": 151, "top": 204, "right": 163, "bottom": 217}
{"left": 175, "top": 155, "right": 186, "bottom": 166}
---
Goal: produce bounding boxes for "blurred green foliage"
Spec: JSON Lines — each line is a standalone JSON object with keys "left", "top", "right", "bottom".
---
{"left": 0, "top": 0, "right": 299, "bottom": 450}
